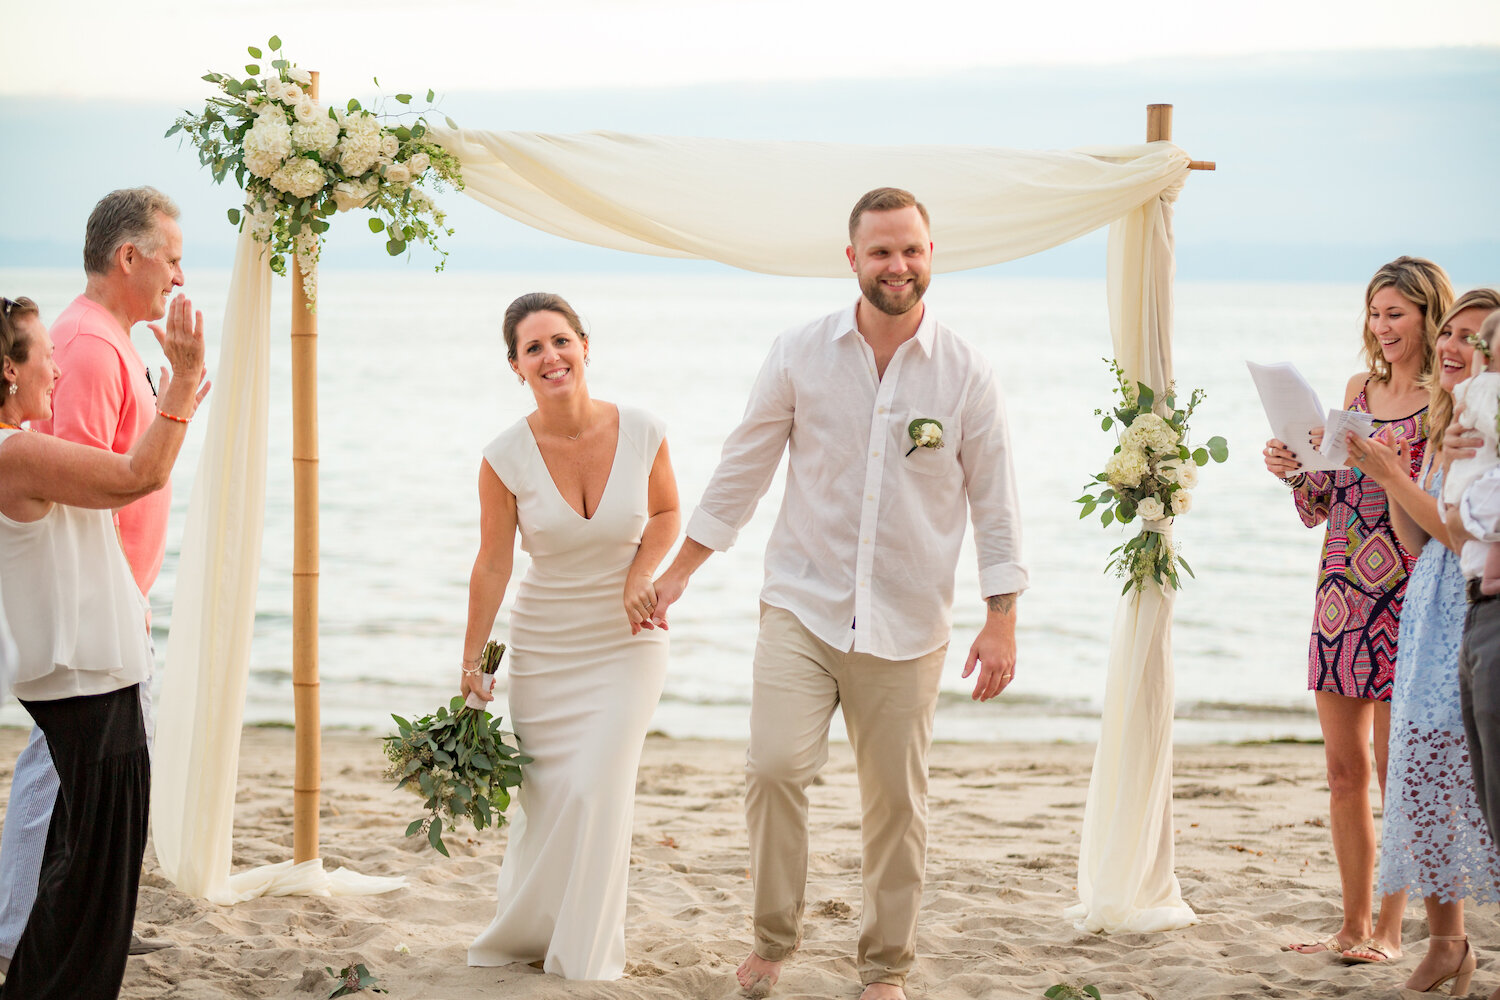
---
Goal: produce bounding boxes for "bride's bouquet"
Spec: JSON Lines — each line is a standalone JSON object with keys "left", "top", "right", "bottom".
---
{"left": 382, "top": 641, "right": 531, "bottom": 856}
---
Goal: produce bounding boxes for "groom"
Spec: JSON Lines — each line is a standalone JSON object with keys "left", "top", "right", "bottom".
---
{"left": 652, "top": 187, "right": 1027, "bottom": 999}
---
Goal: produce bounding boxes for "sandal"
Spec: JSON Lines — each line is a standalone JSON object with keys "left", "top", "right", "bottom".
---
{"left": 1405, "top": 935, "right": 1475, "bottom": 995}
{"left": 1341, "top": 938, "right": 1398, "bottom": 965}
{"left": 1287, "top": 933, "right": 1350, "bottom": 955}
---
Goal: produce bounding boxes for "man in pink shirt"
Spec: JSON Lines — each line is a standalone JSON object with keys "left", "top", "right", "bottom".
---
{"left": 0, "top": 187, "right": 187, "bottom": 967}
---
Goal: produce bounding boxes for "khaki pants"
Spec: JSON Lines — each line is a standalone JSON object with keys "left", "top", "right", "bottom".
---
{"left": 745, "top": 604, "right": 947, "bottom": 988}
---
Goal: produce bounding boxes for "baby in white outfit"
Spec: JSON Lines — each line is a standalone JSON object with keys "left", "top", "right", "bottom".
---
{"left": 1447, "top": 311, "right": 1500, "bottom": 593}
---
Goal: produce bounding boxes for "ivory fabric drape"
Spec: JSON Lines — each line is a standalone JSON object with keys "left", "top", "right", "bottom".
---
{"left": 154, "top": 129, "right": 1192, "bottom": 911}
{"left": 151, "top": 231, "right": 403, "bottom": 903}
{"left": 1065, "top": 181, "right": 1198, "bottom": 933}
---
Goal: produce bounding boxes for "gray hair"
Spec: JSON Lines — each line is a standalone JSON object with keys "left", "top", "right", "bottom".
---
{"left": 82, "top": 187, "right": 180, "bottom": 276}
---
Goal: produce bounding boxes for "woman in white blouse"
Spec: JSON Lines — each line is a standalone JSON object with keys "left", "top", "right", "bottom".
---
{"left": 0, "top": 294, "right": 207, "bottom": 1000}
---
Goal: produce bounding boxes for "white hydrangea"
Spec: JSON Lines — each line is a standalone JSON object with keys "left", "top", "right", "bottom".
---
{"left": 243, "top": 114, "right": 293, "bottom": 178}
{"left": 1171, "top": 490, "right": 1193, "bottom": 515}
{"left": 291, "top": 115, "right": 340, "bottom": 156}
{"left": 269, "top": 157, "right": 327, "bottom": 198}
{"left": 1120, "top": 412, "right": 1179, "bottom": 456}
{"left": 1135, "top": 496, "right": 1165, "bottom": 521}
{"left": 336, "top": 113, "right": 382, "bottom": 176}
{"left": 1104, "top": 445, "right": 1149, "bottom": 489}
{"left": 331, "top": 176, "right": 379, "bottom": 212}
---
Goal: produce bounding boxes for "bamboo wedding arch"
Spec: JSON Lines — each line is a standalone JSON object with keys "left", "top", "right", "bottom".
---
{"left": 153, "top": 94, "right": 1214, "bottom": 931}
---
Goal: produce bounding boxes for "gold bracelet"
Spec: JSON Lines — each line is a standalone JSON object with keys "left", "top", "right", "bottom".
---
{"left": 157, "top": 409, "right": 190, "bottom": 424}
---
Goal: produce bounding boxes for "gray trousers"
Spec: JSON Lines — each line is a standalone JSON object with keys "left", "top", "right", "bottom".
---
{"left": 1460, "top": 598, "right": 1500, "bottom": 846}
{"left": 0, "top": 664, "right": 153, "bottom": 959}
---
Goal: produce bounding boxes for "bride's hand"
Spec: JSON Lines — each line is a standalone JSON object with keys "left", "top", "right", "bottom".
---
{"left": 461, "top": 664, "right": 493, "bottom": 703}
{"left": 624, "top": 571, "right": 659, "bottom": 635}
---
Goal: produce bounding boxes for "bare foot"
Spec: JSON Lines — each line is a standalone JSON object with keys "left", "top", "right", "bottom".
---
{"left": 860, "top": 984, "right": 907, "bottom": 1000}
{"left": 736, "top": 952, "right": 781, "bottom": 998}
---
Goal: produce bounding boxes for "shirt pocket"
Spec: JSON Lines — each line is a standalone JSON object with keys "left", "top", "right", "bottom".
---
{"left": 895, "top": 412, "right": 958, "bottom": 479}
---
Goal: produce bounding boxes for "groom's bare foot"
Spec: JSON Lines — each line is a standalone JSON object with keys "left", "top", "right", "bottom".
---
{"left": 860, "top": 984, "right": 906, "bottom": 1000}
{"left": 736, "top": 952, "right": 781, "bottom": 997}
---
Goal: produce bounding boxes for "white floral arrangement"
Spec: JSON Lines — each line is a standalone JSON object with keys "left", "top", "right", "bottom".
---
{"left": 906, "top": 418, "right": 943, "bottom": 455}
{"left": 167, "top": 36, "right": 463, "bottom": 306}
{"left": 1078, "top": 359, "right": 1228, "bottom": 593}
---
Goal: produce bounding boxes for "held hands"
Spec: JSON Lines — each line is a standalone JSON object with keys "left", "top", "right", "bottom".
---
{"left": 1345, "top": 425, "right": 1409, "bottom": 484}
{"left": 624, "top": 571, "right": 665, "bottom": 635}
{"left": 148, "top": 294, "right": 211, "bottom": 412}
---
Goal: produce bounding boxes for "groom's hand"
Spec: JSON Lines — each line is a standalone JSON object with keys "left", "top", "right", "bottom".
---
{"left": 963, "top": 594, "right": 1017, "bottom": 701}
{"left": 649, "top": 569, "right": 688, "bottom": 631}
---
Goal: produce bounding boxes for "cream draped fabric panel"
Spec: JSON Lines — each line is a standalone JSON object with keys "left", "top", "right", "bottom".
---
{"left": 152, "top": 131, "right": 1192, "bottom": 922}
{"left": 151, "top": 231, "right": 404, "bottom": 903}
{"left": 1065, "top": 180, "right": 1198, "bottom": 933}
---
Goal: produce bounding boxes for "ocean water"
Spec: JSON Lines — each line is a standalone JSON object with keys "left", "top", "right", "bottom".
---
{"left": 0, "top": 266, "right": 1365, "bottom": 743}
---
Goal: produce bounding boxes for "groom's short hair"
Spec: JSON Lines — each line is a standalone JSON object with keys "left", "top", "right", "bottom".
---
{"left": 848, "top": 187, "right": 929, "bottom": 243}
{"left": 83, "top": 186, "right": 180, "bottom": 276}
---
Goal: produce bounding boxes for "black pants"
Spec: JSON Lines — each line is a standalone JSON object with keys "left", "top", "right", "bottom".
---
{"left": 1460, "top": 600, "right": 1500, "bottom": 847}
{"left": 1, "top": 684, "right": 149, "bottom": 1000}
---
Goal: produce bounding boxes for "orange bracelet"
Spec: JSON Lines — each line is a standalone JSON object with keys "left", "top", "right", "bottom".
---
{"left": 157, "top": 409, "right": 190, "bottom": 424}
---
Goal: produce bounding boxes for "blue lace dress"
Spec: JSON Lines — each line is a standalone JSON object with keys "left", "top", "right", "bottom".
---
{"left": 1376, "top": 468, "right": 1500, "bottom": 902}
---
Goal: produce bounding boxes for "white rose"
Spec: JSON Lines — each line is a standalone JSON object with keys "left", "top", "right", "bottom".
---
{"left": 294, "top": 99, "right": 321, "bottom": 123}
{"left": 269, "top": 157, "right": 327, "bottom": 199}
{"left": 384, "top": 163, "right": 412, "bottom": 185}
{"left": 1135, "top": 496, "right": 1165, "bottom": 521}
{"left": 331, "top": 176, "right": 379, "bottom": 212}
{"left": 1171, "top": 490, "right": 1193, "bottom": 515}
{"left": 408, "top": 152, "right": 430, "bottom": 176}
{"left": 1175, "top": 460, "right": 1199, "bottom": 489}
{"left": 915, "top": 422, "right": 942, "bottom": 448}
{"left": 243, "top": 114, "right": 293, "bottom": 178}
{"left": 287, "top": 67, "right": 313, "bottom": 86}
{"left": 264, "top": 77, "right": 285, "bottom": 102}
{"left": 1104, "top": 446, "right": 1149, "bottom": 489}
{"left": 281, "top": 82, "right": 304, "bottom": 104}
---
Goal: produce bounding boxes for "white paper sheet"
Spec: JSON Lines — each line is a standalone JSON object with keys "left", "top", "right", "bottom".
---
{"left": 1247, "top": 361, "right": 1372, "bottom": 471}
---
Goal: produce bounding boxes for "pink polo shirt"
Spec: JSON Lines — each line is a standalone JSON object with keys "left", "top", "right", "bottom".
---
{"left": 36, "top": 295, "right": 170, "bottom": 597}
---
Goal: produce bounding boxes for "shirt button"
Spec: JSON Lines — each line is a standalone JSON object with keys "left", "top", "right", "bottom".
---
{"left": 878, "top": 406, "right": 887, "bottom": 414}
{"left": 866, "top": 494, "right": 875, "bottom": 501}
{"left": 862, "top": 538, "right": 870, "bottom": 544}
{"left": 871, "top": 451, "right": 880, "bottom": 457}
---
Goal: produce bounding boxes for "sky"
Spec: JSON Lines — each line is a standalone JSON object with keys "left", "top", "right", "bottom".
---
{"left": 2, "top": 1, "right": 1498, "bottom": 282}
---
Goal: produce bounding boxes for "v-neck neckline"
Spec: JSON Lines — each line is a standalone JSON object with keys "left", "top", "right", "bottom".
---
{"left": 524, "top": 405, "right": 623, "bottom": 522}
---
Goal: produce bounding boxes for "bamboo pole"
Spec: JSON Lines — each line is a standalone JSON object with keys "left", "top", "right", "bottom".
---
{"left": 291, "top": 70, "right": 322, "bottom": 865}
{"left": 1147, "top": 103, "right": 1216, "bottom": 170}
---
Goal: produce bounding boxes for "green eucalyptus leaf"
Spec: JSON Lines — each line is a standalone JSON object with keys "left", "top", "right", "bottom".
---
{"left": 386, "top": 238, "right": 407, "bottom": 256}
{"left": 248, "top": 46, "right": 263, "bottom": 58}
{"left": 268, "top": 34, "right": 281, "bottom": 50}
{"left": 1192, "top": 447, "right": 1210, "bottom": 467}
{"left": 428, "top": 816, "right": 448, "bottom": 856}
{"left": 404, "top": 818, "right": 424, "bottom": 837}
{"left": 395, "top": 93, "right": 412, "bottom": 104}
{"left": 245, "top": 64, "right": 260, "bottom": 75}
{"left": 445, "top": 116, "right": 458, "bottom": 130}
{"left": 426, "top": 88, "right": 435, "bottom": 102}
{"left": 1207, "top": 435, "right": 1229, "bottom": 462}
{"left": 1100, "top": 415, "right": 1113, "bottom": 430}
{"left": 227, "top": 208, "right": 241, "bottom": 225}
{"left": 368, "top": 217, "right": 385, "bottom": 233}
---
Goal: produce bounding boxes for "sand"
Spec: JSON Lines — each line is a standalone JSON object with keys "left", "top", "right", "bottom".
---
{"left": 0, "top": 726, "right": 1496, "bottom": 999}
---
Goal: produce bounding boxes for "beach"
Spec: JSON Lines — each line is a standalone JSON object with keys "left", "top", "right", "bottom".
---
{"left": 0, "top": 725, "right": 1487, "bottom": 999}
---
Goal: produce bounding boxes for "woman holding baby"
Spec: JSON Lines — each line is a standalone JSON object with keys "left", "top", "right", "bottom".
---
{"left": 1349, "top": 286, "right": 1500, "bottom": 995}
{"left": 1265, "top": 256, "right": 1447, "bottom": 966}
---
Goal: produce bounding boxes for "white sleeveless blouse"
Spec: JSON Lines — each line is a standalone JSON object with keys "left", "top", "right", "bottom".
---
{"left": 0, "top": 428, "right": 152, "bottom": 701}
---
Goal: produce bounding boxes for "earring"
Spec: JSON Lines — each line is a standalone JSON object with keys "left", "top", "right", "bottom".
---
{"left": 585, "top": 357, "right": 591, "bottom": 367}
{"left": 516, "top": 374, "right": 525, "bottom": 385}
{"left": 6, "top": 383, "right": 14, "bottom": 396}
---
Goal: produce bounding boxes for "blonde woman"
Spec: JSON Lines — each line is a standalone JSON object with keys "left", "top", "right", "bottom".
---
{"left": 1352, "top": 289, "right": 1500, "bottom": 993}
{"left": 1264, "top": 256, "right": 1452, "bottom": 961}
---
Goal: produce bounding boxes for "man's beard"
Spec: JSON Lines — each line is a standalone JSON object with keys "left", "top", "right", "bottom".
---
{"left": 860, "top": 272, "right": 929, "bottom": 316}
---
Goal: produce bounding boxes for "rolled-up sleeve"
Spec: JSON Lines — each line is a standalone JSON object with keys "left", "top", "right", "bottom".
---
{"left": 1460, "top": 467, "right": 1500, "bottom": 542}
{"left": 686, "top": 336, "right": 796, "bottom": 552}
{"left": 959, "top": 364, "right": 1028, "bottom": 597}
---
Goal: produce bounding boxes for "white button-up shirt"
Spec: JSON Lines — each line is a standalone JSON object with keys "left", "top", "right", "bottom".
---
{"left": 1458, "top": 465, "right": 1500, "bottom": 580}
{"left": 686, "top": 301, "right": 1028, "bottom": 660}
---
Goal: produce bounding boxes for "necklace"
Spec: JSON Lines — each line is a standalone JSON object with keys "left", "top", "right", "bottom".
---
{"left": 0, "top": 422, "right": 23, "bottom": 431}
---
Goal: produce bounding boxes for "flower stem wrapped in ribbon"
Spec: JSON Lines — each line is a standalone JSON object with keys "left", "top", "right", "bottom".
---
{"left": 382, "top": 641, "right": 530, "bottom": 856}
{"left": 1077, "top": 359, "right": 1228, "bottom": 593}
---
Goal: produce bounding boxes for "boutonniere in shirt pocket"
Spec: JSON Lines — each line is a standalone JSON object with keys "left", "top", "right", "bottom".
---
{"left": 905, "top": 418, "right": 944, "bottom": 457}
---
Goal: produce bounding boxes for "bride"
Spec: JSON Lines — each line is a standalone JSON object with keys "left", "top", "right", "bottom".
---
{"left": 462, "top": 292, "right": 679, "bottom": 980}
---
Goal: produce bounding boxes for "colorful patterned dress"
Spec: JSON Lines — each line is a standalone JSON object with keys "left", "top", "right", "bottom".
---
{"left": 1292, "top": 383, "right": 1427, "bottom": 701}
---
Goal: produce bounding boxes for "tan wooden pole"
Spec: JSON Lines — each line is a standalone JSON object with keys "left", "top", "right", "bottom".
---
{"left": 1148, "top": 103, "right": 1216, "bottom": 171}
{"left": 291, "top": 70, "right": 322, "bottom": 865}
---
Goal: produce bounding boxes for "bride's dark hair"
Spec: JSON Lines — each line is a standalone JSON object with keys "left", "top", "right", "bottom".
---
{"left": 502, "top": 292, "right": 587, "bottom": 362}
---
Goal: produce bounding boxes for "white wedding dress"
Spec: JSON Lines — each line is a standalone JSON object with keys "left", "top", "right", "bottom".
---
{"left": 468, "top": 405, "right": 669, "bottom": 981}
